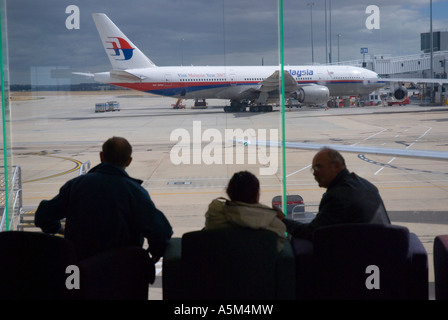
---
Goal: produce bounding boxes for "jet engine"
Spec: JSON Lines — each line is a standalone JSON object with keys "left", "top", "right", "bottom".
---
{"left": 293, "top": 85, "right": 330, "bottom": 105}
{"left": 393, "top": 85, "right": 408, "bottom": 102}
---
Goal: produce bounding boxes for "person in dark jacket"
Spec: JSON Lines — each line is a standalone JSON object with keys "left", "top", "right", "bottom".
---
{"left": 35, "top": 136, "right": 173, "bottom": 262}
{"left": 279, "top": 147, "right": 390, "bottom": 240}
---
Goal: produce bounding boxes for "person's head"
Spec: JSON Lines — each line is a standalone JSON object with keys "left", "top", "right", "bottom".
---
{"left": 226, "top": 171, "right": 260, "bottom": 204}
{"left": 311, "top": 147, "right": 346, "bottom": 188}
{"left": 100, "top": 136, "right": 133, "bottom": 168}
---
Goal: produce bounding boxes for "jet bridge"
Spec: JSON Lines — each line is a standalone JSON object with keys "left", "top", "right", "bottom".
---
{"left": 334, "top": 51, "right": 448, "bottom": 104}
{"left": 332, "top": 50, "right": 448, "bottom": 77}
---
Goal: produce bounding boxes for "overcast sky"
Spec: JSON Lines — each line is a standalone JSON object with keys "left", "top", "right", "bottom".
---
{"left": 6, "top": 0, "right": 448, "bottom": 84}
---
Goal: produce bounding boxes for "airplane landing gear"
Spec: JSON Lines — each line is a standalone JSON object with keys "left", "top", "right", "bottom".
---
{"left": 249, "top": 105, "right": 272, "bottom": 112}
{"left": 224, "top": 100, "right": 273, "bottom": 113}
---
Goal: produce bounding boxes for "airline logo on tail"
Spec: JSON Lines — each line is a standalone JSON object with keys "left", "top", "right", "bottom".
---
{"left": 106, "top": 37, "right": 134, "bottom": 61}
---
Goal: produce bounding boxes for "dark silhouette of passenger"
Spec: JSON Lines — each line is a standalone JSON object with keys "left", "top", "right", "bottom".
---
{"left": 278, "top": 147, "right": 390, "bottom": 240}
{"left": 205, "top": 170, "right": 286, "bottom": 251}
{"left": 35, "top": 136, "right": 173, "bottom": 262}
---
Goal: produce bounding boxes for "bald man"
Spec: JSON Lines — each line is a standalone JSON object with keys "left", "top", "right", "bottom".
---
{"left": 279, "top": 147, "right": 390, "bottom": 240}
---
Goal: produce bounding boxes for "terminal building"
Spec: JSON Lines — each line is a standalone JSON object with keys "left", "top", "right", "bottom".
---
{"left": 334, "top": 31, "right": 448, "bottom": 105}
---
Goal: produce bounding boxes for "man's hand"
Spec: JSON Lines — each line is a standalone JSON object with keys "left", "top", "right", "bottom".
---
{"left": 58, "top": 225, "right": 65, "bottom": 235}
{"left": 151, "top": 255, "right": 161, "bottom": 264}
{"left": 272, "top": 205, "right": 285, "bottom": 220}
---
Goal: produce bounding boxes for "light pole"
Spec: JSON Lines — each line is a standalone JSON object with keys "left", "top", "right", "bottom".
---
{"left": 325, "top": 0, "right": 333, "bottom": 64}
{"left": 430, "top": 0, "right": 434, "bottom": 103}
{"left": 307, "top": 2, "right": 315, "bottom": 64}
{"left": 181, "top": 38, "right": 184, "bottom": 66}
{"left": 329, "top": 0, "right": 332, "bottom": 64}
{"left": 337, "top": 34, "right": 341, "bottom": 64}
{"left": 325, "top": 0, "right": 328, "bottom": 64}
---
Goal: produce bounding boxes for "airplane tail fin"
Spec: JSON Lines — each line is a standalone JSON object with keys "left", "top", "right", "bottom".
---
{"left": 92, "top": 13, "right": 156, "bottom": 70}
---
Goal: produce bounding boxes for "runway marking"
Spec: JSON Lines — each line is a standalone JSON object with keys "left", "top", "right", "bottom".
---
{"left": 286, "top": 127, "right": 387, "bottom": 179}
{"left": 367, "top": 125, "right": 436, "bottom": 175}
{"left": 417, "top": 126, "right": 433, "bottom": 140}
{"left": 22, "top": 152, "right": 82, "bottom": 183}
{"left": 358, "top": 154, "right": 448, "bottom": 176}
{"left": 374, "top": 157, "right": 396, "bottom": 175}
{"left": 361, "top": 127, "right": 388, "bottom": 142}
{"left": 286, "top": 164, "right": 311, "bottom": 178}
{"left": 155, "top": 261, "right": 162, "bottom": 275}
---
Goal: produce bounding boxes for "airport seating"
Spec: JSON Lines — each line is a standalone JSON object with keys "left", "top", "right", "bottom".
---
{"left": 0, "top": 230, "right": 155, "bottom": 300}
{"left": 433, "top": 234, "right": 448, "bottom": 300}
{"left": 272, "top": 194, "right": 315, "bottom": 223}
{"left": 272, "top": 194, "right": 305, "bottom": 216}
{"left": 162, "top": 228, "right": 295, "bottom": 300}
{"left": 0, "top": 231, "right": 78, "bottom": 299}
{"left": 291, "top": 224, "right": 428, "bottom": 300}
{"left": 77, "top": 246, "right": 155, "bottom": 300}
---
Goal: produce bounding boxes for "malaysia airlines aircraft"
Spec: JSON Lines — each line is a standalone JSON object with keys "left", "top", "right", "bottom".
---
{"left": 81, "top": 13, "right": 406, "bottom": 112}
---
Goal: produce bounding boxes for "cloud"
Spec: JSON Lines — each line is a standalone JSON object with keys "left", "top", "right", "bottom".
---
{"left": 6, "top": 0, "right": 448, "bottom": 84}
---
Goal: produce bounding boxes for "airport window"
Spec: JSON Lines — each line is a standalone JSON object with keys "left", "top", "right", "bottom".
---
{"left": 2, "top": 0, "right": 448, "bottom": 301}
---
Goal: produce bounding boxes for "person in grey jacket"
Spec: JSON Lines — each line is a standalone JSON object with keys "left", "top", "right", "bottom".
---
{"left": 34, "top": 136, "right": 173, "bottom": 262}
{"left": 205, "top": 171, "right": 286, "bottom": 251}
{"left": 279, "top": 147, "right": 391, "bottom": 240}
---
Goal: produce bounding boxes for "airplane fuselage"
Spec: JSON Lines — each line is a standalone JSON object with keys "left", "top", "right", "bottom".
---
{"left": 94, "top": 65, "right": 385, "bottom": 101}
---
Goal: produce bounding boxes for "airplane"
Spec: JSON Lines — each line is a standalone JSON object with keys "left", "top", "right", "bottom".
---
{"left": 75, "top": 13, "right": 407, "bottom": 113}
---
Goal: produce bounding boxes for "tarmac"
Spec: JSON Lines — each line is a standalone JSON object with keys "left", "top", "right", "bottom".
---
{"left": 9, "top": 90, "right": 448, "bottom": 300}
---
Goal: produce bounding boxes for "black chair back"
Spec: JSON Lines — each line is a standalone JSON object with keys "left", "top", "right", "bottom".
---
{"left": 0, "top": 231, "right": 77, "bottom": 299}
{"left": 313, "top": 224, "right": 411, "bottom": 299}
{"left": 434, "top": 235, "right": 448, "bottom": 300}
{"left": 181, "top": 228, "right": 278, "bottom": 300}
{"left": 77, "top": 246, "right": 154, "bottom": 300}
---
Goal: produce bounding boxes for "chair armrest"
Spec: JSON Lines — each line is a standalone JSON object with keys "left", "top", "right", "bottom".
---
{"left": 275, "top": 241, "right": 296, "bottom": 300}
{"left": 291, "top": 237, "right": 314, "bottom": 255}
{"left": 162, "top": 237, "right": 182, "bottom": 300}
{"left": 408, "top": 233, "right": 428, "bottom": 300}
{"left": 409, "top": 233, "right": 427, "bottom": 256}
{"left": 290, "top": 237, "right": 314, "bottom": 299}
{"left": 434, "top": 235, "right": 448, "bottom": 300}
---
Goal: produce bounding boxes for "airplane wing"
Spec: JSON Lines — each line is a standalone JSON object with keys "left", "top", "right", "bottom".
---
{"left": 110, "top": 69, "right": 147, "bottom": 82}
{"left": 72, "top": 72, "right": 95, "bottom": 78}
{"left": 73, "top": 69, "right": 147, "bottom": 82}
{"left": 248, "top": 69, "right": 330, "bottom": 105}
{"left": 235, "top": 139, "right": 448, "bottom": 161}
{"left": 233, "top": 70, "right": 300, "bottom": 104}
{"left": 257, "top": 70, "right": 299, "bottom": 93}
{"left": 243, "top": 70, "right": 309, "bottom": 104}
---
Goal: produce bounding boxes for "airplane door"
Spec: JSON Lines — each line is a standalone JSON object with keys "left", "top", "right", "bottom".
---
{"left": 165, "top": 73, "right": 173, "bottom": 87}
{"left": 229, "top": 69, "right": 237, "bottom": 83}
{"left": 317, "top": 72, "right": 326, "bottom": 85}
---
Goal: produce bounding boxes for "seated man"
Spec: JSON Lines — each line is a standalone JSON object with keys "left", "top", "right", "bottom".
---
{"left": 35, "top": 136, "right": 173, "bottom": 262}
{"left": 278, "top": 147, "right": 391, "bottom": 240}
{"left": 204, "top": 170, "right": 286, "bottom": 251}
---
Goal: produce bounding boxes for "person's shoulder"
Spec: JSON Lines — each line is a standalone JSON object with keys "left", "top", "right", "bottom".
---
{"left": 63, "top": 172, "right": 89, "bottom": 187}
{"left": 208, "top": 197, "right": 227, "bottom": 209}
{"left": 348, "top": 172, "right": 378, "bottom": 189}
